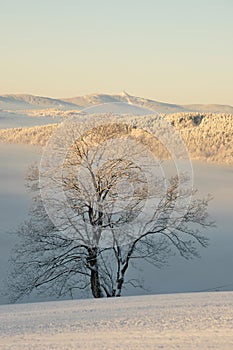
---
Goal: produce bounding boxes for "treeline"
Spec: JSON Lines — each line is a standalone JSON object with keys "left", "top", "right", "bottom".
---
{"left": 0, "top": 113, "right": 232, "bottom": 164}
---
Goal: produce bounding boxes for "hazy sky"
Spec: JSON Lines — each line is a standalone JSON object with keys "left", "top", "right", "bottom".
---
{"left": 1, "top": 0, "right": 233, "bottom": 104}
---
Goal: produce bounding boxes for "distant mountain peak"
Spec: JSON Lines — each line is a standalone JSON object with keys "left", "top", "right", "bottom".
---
{"left": 119, "top": 90, "right": 131, "bottom": 97}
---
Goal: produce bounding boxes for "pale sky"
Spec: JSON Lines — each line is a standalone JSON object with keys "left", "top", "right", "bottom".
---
{"left": 1, "top": 0, "right": 233, "bottom": 105}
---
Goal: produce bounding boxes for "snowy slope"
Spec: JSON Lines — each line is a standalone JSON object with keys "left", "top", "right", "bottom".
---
{"left": 0, "top": 292, "right": 233, "bottom": 350}
{"left": 81, "top": 101, "right": 157, "bottom": 115}
{"left": 0, "top": 94, "right": 78, "bottom": 110}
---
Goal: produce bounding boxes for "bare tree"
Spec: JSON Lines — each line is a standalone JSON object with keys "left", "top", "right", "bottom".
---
{"left": 7, "top": 119, "right": 213, "bottom": 302}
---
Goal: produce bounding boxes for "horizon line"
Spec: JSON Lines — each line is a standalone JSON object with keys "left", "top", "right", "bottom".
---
{"left": 1, "top": 91, "right": 233, "bottom": 108}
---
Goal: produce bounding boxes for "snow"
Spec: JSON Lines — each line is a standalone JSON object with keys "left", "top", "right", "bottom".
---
{"left": 0, "top": 292, "right": 233, "bottom": 349}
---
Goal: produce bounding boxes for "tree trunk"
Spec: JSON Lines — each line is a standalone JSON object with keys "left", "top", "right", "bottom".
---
{"left": 88, "top": 248, "right": 104, "bottom": 298}
{"left": 90, "top": 268, "right": 103, "bottom": 298}
{"left": 116, "top": 277, "right": 124, "bottom": 297}
{"left": 116, "top": 261, "right": 129, "bottom": 297}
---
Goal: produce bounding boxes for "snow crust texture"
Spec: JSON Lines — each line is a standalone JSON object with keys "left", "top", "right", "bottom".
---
{"left": 0, "top": 292, "right": 233, "bottom": 349}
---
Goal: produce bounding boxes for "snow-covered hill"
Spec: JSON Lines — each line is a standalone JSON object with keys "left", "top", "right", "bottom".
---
{"left": 0, "top": 292, "right": 233, "bottom": 350}
{"left": 1, "top": 91, "right": 233, "bottom": 113}
{"left": 1, "top": 112, "right": 232, "bottom": 164}
{"left": 0, "top": 94, "right": 78, "bottom": 110}
{"left": 63, "top": 91, "right": 185, "bottom": 113}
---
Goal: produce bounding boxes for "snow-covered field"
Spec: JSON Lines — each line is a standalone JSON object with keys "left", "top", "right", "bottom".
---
{"left": 0, "top": 292, "right": 233, "bottom": 350}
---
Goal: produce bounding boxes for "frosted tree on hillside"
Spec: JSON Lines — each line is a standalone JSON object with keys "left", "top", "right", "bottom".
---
{"left": 8, "top": 114, "right": 213, "bottom": 301}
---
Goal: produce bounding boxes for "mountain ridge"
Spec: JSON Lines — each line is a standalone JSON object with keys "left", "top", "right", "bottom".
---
{"left": 0, "top": 94, "right": 79, "bottom": 110}
{"left": 1, "top": 92, "right": 233, "bottom": 114}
